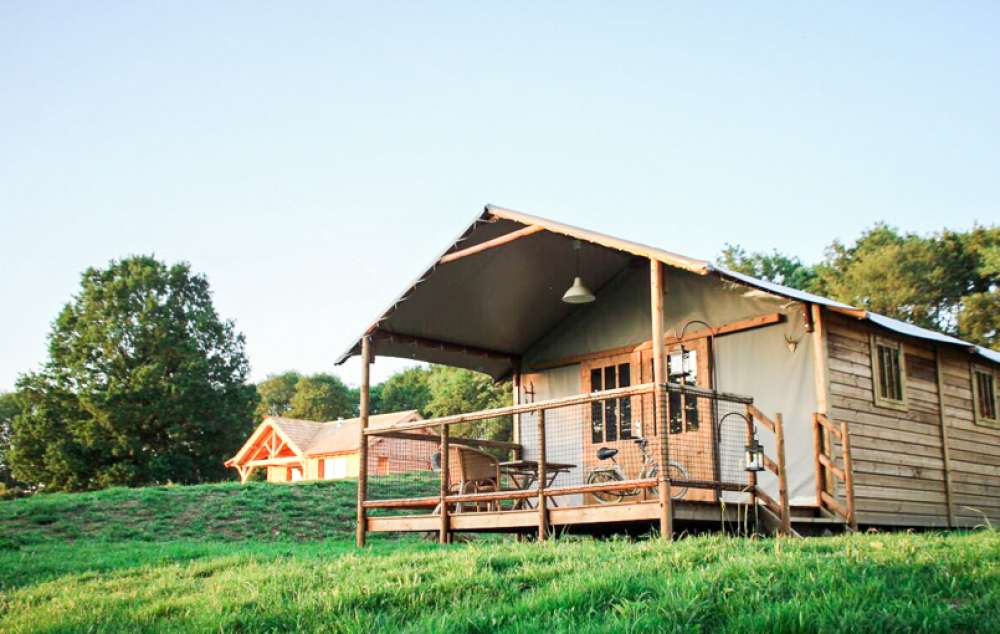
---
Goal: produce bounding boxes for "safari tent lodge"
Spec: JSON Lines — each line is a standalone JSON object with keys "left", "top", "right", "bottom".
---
{"left": 336, "top": 205, "right": 1000, "bottom": 544}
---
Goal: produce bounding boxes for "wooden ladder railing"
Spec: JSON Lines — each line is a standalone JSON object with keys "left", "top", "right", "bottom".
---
{"left": 813, "top": 413, "right": 857, "bottom": 530}
{"left": 746, "top": 405, "right": 791, "bottom": 536}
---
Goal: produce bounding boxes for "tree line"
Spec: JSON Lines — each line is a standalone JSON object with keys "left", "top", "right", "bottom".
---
{"left": 1, "top": 221, "right": 997, "bottom": 495}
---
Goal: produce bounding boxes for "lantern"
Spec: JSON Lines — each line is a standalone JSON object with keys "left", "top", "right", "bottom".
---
{"left": 745, "top": 437, "right": 765, "bottom": 472}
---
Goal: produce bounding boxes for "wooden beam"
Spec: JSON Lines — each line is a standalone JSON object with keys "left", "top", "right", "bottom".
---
{"left": 368, "top": 430, "right": 522, "bottom": 453}
{"left": 810, "top": 304, "right": 832, "bottom": 496}
{"left": 820, "top": 490, "right": 849, "bottom": 520}
{"left": 438, "top": 225, "right": 545, "bottom": 264}
{"left": 746, "top": 404, "right": 777, "bottom": 434}
{"left": 356, "top": 336, "right": 371, "bottom": 548}
{"left": 368, "top": 382, "right": 657, "bottom": 435}
{"left": 934, "top": 347, "right": 957, "bottom": 528}
{"left": 813, "top": 414, "right": 825, "bottom": 508}
{"left": 650, "top": 259, "right": 673, "bottom": 541}
{"left": 840, "top": 419, "right": 857, "bottom": 530}
{"left": 775, "top": 413, "right": 792, "bottom": 536}
{"left": 537, "top": 409, "right": 548, "bottom": 541}
{"left": 817, "top": 453, "right": 845, "bottom": 482}
{"left": 439, "top": 425, "right": 450, "bottom": 544}
{"left": 532, "top": 312, "right": 784, "bottom": 371}
{"left": 246, "top": 456, "right": 304, "bottom": 467}
{"left": 372, "top": 329, "right": 517, "bottom": 364}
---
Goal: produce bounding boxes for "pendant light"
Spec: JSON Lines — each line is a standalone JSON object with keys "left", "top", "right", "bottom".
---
{"left": 562, "top": 240, "right": 596, "bottom": 304}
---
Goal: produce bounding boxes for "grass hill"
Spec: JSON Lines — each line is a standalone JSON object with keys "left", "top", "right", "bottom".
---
{"left": 1, "top": 480, "right": 998, "bottom": 632}
{"left": 0, "top": 479, "right": 361, "bottom": 548}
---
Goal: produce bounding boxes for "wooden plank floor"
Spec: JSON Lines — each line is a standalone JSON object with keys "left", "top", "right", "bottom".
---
{"left": 367, "top": 500, "right": 751, "bottom": 534}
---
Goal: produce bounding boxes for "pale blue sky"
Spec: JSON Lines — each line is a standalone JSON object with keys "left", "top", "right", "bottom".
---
{"left": 2, "top": 2, "right": 999, "bottom": 390}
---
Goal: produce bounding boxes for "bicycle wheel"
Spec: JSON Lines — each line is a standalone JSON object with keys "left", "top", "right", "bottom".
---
{"left": 667, "top": 462, "right": 689, "bottom": 500}
{"left": 587, "top": 470, "right": 625, "bottom": 504}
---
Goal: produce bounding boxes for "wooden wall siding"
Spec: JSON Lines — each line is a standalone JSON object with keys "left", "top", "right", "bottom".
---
{"left": 938, "top": 351, "right": 1000, "bottom": 527}
{"left": 825, "top": 315, "right": 952, "bottom": 527}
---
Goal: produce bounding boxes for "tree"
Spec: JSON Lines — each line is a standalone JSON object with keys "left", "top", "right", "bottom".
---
{"left": 371, "top": 366, "right": 433, "bottom": 415}
{"left": 255, "top": 371, "right": 301, "bottom": 420}
{"left": 0, "top": 392, "right": 22, "bottom": 490}
{"left": 8, "top": 256, "right": 258, "bottom": 491}
{"left": 719, "top": 224, "right": 1000, "bottom": 350}
{"left": 286, "top": 373, "right": 355, "bottom": 421}
{"left": 717, "top": 244, "right": 818, "bottom": 291}
{"left": 425, "top": 366, "right": 511, "bottom": 441}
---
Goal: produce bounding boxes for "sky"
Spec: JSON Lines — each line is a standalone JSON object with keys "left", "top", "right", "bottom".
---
{"left": 2, "top": 2, "right": 999, "bottom": 391}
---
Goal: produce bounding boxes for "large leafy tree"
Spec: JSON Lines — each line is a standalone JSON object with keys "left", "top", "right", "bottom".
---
{"left": 371, "top": 366, "right": 433, "bottom": 415}
{"left": 8, "top": 256, "right": 258, "bottom": 491}
{"left": 718, "top": 244, "right": 819, "bottom": 291}
{"left": 255, "top": 371, "right": 302, "bottom": 420}
{"left": 286, "top": 373, "right": 355, "bottom": 421}
{"left": 425, "top": 367, "right": 511, "bottom": 441}
{"left": 0, "top": 392, "right": 22, "bottom": 490}
{"left": 718, "top": 224, "right": 1000, "bottom": 349}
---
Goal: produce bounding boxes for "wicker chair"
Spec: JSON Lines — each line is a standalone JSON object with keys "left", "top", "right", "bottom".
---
{"left": 448, "top": 445, "right": 501, "bottom": 512}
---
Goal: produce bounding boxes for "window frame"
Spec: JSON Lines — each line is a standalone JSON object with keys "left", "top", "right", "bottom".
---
{"left": 971, "top": 363, "right": 999, "bottom": 429}
{"left": 869, "top": 334, "right": 908, "bottom": 411}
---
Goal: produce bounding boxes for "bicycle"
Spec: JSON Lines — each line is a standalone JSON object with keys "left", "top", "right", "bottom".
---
{"left": 586, "top": 437, "right": 689, "bottom": 503}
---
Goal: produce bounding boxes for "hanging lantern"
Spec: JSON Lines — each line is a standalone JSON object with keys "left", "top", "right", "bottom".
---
{"left": 745, "top": 437, "right": 765, "bottom": 472}
{"left": 562, "top": 240, "right": 595, "bottom": 304}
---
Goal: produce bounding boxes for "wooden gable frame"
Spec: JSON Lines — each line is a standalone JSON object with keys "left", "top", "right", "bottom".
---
{"left": 226, "top": 420, "right": 309, "bottom": 483}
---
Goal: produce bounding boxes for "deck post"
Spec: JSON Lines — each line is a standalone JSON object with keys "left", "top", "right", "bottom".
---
{"left": 812, "top": 414, "right": 825, "bottom": 509}
{"left": 840, "top": 420, "right": 857, "bottom": 530}
{"left": 356, "top": 335, "right": 372, "bottom": 548}
{"left": 537, "top": 409, "right": 548, "bottom": 541}
{"left": 745, "top": 405, "right": 758, "bottom": 529}
{"left": 439, "top": 424, "right": 450, "bottom": 544}
{"left": 512, "top": 368, "right": 521, "bottom": 460}
{"left": 810, "top": 304, "right": 834, "bottom": 496}
{"left": 649, "top": 259, "right": 673, "bottom": 540}
{"left": 775, "top": 413, "right": 791, "bottom": 535}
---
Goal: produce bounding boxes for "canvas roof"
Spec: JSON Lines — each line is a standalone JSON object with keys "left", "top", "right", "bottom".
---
{"left": 336, "top": 204, "right": 999, "bottom": 376}
{"left": 227, "top": 410, "right": 423, "bottom": 465}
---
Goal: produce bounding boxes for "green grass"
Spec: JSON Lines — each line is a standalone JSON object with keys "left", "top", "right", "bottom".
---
{"left": 2, "top": 481, "right": 998, "bottom": 633}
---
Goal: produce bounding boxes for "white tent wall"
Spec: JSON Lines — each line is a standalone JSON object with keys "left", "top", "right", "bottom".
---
{"left": 520, "top": 265, "right": 818, "bottom": 505}
{"left": 517, "top": 364, "right": 584, "bottom": 506}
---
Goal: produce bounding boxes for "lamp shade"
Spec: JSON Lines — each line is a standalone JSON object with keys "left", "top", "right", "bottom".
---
{"left": 562, "top": 276, "right": 596, "bottom": 304}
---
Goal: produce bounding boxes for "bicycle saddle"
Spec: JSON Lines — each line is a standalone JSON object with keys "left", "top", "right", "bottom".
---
{"left": 596, "top": 447, "right": 618, "bottom": 461}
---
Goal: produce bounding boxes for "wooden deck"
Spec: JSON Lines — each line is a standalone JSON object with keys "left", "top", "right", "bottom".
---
{"left": 369, "top": 499, "right": 757, "bottom": 534}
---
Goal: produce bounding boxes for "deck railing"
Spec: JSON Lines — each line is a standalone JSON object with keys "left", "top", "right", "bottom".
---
{"left": 360, "top": 382, "right": 791, "bottom": 541}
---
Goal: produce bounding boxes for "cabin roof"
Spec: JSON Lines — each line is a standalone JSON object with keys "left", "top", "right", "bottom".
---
{"left": 336, "top": 204, "right": 999, "bottom": 376}
{"left": 226, "top": 410, "right": 423, "bottom": 465}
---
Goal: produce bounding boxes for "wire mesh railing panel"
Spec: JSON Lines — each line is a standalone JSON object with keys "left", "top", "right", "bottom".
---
{"left": 364, "top": 383, "right": 759, "bottom": 511}
{"left": 364, "top": 415, "right": 518, "bottom": 504}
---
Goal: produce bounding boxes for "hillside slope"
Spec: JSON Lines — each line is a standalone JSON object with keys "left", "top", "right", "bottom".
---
{"left": 0, "top": 479, "right": 367, "bottom": 547}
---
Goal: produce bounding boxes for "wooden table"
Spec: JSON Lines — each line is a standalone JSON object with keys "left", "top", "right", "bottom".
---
{"left": 499, "top": 460, "right": 575, "bottom": 509}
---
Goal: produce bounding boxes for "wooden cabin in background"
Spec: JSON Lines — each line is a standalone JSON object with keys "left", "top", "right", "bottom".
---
{"left": 334, "top": 205, "right": 999, "bottom": 543}
{"left": 225, "top": 410, "right": 429, "bottom": 483}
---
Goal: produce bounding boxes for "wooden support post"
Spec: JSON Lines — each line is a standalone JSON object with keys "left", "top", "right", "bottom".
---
{"left": 512, "top": 369, "right": 521, "bottom": 460}
{"left": 537, "top": 409, "right": 548, "bottom": 541}
{"left": 439, "top": 424, "right": 450, "bottom": 544}
{"left": 649, "top": 259, "right": 673, "bottom": 540}
{"left": 812, "top": 414, "right": 825, "bottom": 509}
{"left": 810, "top": 304, "right": 834, "bottom": 496}
{"left": 934, "top": 347, "right": 956, "bottom": 528}
{"left": 775, "top": 413, "right": 791, "bottom": 536}
{"left": 356, "top": 336, "right": 372, "bottom": 548}
{"left": 745, "top": 406, "right": 758, "bottom": 521}
{"left": 840, "top": 420, "right": 857, "bottom": 530}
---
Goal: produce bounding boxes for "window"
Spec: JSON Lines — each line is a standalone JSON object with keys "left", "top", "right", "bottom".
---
{"left": 870, "top": 335, "right": 907, "bottom": 410}
{"left": 972, "top": 365, "right": 998, "bottom": 428}
{"left": 668, "top": 350, "right": 699, "bottom": 433}
{"left": 590, "top": 362, "right": 633, "bottom": 442}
